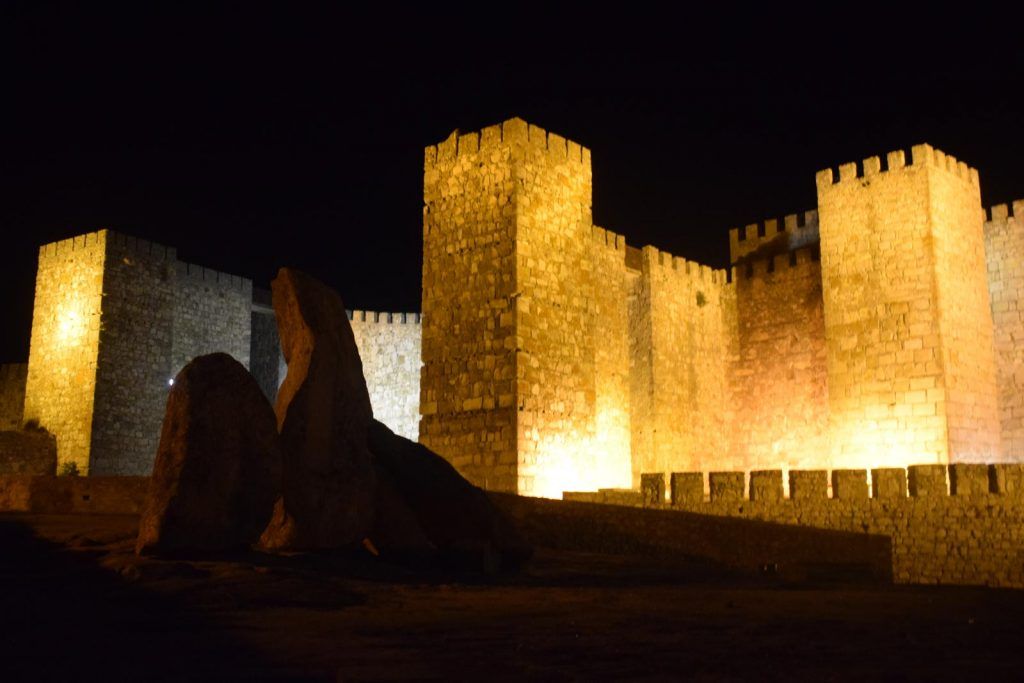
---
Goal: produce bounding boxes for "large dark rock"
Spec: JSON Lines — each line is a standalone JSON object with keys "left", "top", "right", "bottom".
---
{"left": 259, "top": 268, "right": 376, "bottom": 550}
{"left": 367, "top": 419, "right": 533, "bottom": 571}
{"left": 136, "top": 353, "right": 280, "bottom": 555}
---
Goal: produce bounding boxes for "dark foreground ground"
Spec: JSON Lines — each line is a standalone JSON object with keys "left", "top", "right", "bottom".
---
{"left": 1, "top": 513, "right": 1022, "bottom": 681}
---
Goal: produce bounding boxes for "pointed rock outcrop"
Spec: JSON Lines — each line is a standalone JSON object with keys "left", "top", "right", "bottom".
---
{"left": 136, "top": 353, "right": 280, "bottom": 555}
{"left": 259, "top": 268, "right": 376, "bottom": 550}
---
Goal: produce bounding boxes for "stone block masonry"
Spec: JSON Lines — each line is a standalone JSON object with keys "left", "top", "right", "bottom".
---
{"left": 348, "top": 310, "right": 421, "bottom": 440}
{"left": 24, "top": 231, "right": 253, "bottom": 475}
{"left": 571, "top": 463, "right": 1024, "bottom": 589}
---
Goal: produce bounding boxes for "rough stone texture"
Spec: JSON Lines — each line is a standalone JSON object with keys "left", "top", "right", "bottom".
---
{"left": 261, "top": 268, "right": 375, "bottom": 550}
{"left": 984, "top": 201, "right": 1024, "bottom": 459}
{"left": 368, "top": 419, "right": 532, "bottom": 570}
{"left": 349, "top": 310, "right": 421, "bottom": 441}
{"left": 730, "top": 243, "right": 828, "bottom": 473}
{"left": 24, "top": 232, "right": 107, "bottom": 474}
{"left": 749, "top": 470, "right": 783, "bottom": 501}
{"left": 908, "top": 464, "right": 947, "bottom": 498}
{"left": 948, "top": 463, "right": 989, "bottom": 497}
{"left": 0, "top": 430, "right": 56, "bottom": 475}
{"left": 136, "top": 354, "right": 281, "bottom": 555}
{"left": 89, "top": 233, "right": 176, "bottom": 475}
{"left": 989, "top": 463, "right": 1024, "bottom": 496}
{"left": 709, "top": 472, "right": 744, "bottom": 502}
{"left": 788, "top": 470, "right": 827, "bottom": 500}
{"left": 817, "top": 146, "right": 1000, "bottom": 469}
{"left": 0, "top": 364, "right": 27, "bottom": 430}
{"left": 564, "top": 468, "right": 1024, "bottom": 589}
{"left": 171, "top": 263, "right": 252, "bottom": 378}
{"left": 250, "top": 293, "right": 284, "bottom": 404}
{"left": 670, "top": 472, "right": 703, "bottom": 506}
{"left": 640, "top": 473, "right": 664, "bottom": 506}
{"left": 831, "top": 469, "right": 868, "bottom": 500}
{"left": 871, "top": 468, "right": 907, "bottom": 499}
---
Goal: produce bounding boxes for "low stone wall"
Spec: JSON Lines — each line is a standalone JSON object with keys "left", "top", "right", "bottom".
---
{"left": 568, "top": 464, "right": 1024, "bottom": 588}
{"left": 0, "top": 364, "right": 26, "bottom": 430}
{"left": 492, "top": 492, "right": 892, "bottom": 583}
{"left": 0, "top": 476, "right": 149, "bottom": 514}
{"left": 0, "top": 430, "right": 57, "bottom": 475}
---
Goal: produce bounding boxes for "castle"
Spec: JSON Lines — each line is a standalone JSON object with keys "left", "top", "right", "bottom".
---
{"left": 1, "top": 118, "right": 1022, "bottom": 499}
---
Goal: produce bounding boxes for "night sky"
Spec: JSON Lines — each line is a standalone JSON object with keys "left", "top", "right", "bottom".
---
{"left": 3, "top": 4, "right": 1022, "bottom": 363}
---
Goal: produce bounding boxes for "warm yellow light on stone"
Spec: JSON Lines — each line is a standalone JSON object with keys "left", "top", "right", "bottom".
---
{"left": 56, "top": 298, "right": 89, "bottom": 348}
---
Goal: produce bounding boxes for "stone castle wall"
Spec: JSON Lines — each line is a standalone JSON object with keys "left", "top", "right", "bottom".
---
{"left": 730, "top": 246, "right": 828, "bottom": 475}
{"left": 985, "top": 200, "right": 1024, "bottom": 459}
{"left": 0, "top": 364, "right": 27, "bottom": 430}
{"left": 568, "top": 463, "right": 1024, "bottom": 589}
{"left": 634, "top": 247, "right": 733, "bottom": 484}
{"left": 172, "top": 262, "right": 252, "bottom": 376}
{"left": 420, "top": 125, "right": 521, "bottom": 491}
{"left": 23, "top": 232, "right": 107, "bottom": 474}
{"left": 349, "top": 310, "right": 421, "bottom": 440}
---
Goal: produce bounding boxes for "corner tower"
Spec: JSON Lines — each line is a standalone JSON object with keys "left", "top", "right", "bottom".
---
{"left": 816, "top": 145, "right": 1001, "bottom": 467}
{"left": 421, "top": 118, "right": 630, "bottom": 496}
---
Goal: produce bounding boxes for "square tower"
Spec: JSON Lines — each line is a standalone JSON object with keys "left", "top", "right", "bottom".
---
{"left": 816, "top": 145, "right": 1001, "bottom": 467}
{"left": 421, "top": 118, "right": 631, "bottom": 496}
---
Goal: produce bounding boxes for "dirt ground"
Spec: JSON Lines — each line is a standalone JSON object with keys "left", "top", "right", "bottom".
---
{"left": 1, "top": 513, "right": 1022, "bottom": 681}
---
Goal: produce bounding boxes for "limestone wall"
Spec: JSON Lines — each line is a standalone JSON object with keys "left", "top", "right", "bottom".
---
{"left": 0, "top": 431, "right": 56, "bottom": 475}
{"left": 817, "top": 148, "right": 960, "bottom": 467}
{"left": 89, "top": 233, "right": 176, "bottom": 475}
{"left": 250, "top": 290, "right": 283, "bottom": 404}
{"left": 23, "top": 232, "right": 107, "bottom": 474}
{"left": 0, "top": 364, "right": 27, "bottom": 430}
{"left": 728, "top": 210, "right": 819, "bottom": 265}
{"left": 570, "top": 463, "right": 1024, "bottom": 588}
{"left": 985, "top": 201, "right": 1024, "bottom": 459}
{"left": 512, "top": 122, "right": 597, "bottom": 498}
{"left": 634, "top": 247, "right": 733, "bottom": 483}
{"left": 926, "top": 149, "right": 1000, "bottom": 461}
{"left": 421, "top": 123, "right": 520, "bottom": 491}
{"left": 171, "top": 261, "right": 252, "bottom": 377}
{"left": 349, "top": 310, "right": 421, "bottom": 440}
{"left": 730, "top": 247, "right": 828, "bottom": 472}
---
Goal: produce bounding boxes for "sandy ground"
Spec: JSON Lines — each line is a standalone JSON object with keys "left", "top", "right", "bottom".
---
{"left": 1, "top": 513, "right": 1023, "bottom": 681}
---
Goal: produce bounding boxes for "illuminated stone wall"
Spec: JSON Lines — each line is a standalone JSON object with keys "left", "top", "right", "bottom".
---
{"left": 0, "top": 364, "right": 27, "bottom": 430}
{"left": 816, "top": 146, "right": 1000, "bottom": 468}
{"left": 23, "top": 232, "right": 107, "bottom": 474}
{"left": 633, "top": 247, "right": 734, "bottom": 485}
{"left": 985, "top": 201, "right": 1024, "bottom": 459}
{"left": 89, "top": 233, "right": 176, "bottom": 475}
{"left": 24, "top": 230, "right": 255, "bottom": 475}
{"left": 349, "top": 310, "right": 421, "bottom": 441}
{"left": 729, "top": 246, "right": 828, "bottom": 473}
{"left": 422, "top": 119, "right": 632, "bottom": 495}
{"left": 569, "top": 463, "right": 1024, "bottom": 589}
{"left": 171, "top": 262, "right": 252, "bottom": 377}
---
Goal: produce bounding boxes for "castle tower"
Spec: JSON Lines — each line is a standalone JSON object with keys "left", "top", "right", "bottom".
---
{"left": 24, "top": 231, "right": 176, "bottom": 474}
{"left": 816, "top": 145, "right": 1001, "bottom": 468}
{"left": 421, "top": 118, "right": 632, "bottom": 496}
{"left": 24, "top": 230, "right": 254, "bottom": 475}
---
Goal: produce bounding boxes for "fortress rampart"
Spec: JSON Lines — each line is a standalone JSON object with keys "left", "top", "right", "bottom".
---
{"left": 422, "top": 120, "right": 1024, "bottom": 497}
{"left": 6, "top": 118, "right": 1023, "bottom": 502}
{"left": 565, "top": 463, "right": 1024, "bottom": 588}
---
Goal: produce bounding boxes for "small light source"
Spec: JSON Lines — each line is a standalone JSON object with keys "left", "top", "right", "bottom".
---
{"left": 168, "top": 378, "right": 175, "bottom": 387}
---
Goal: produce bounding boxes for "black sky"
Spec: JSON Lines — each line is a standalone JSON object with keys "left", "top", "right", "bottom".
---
{"left": 3, "top": 4, "right": 1023, "bottom": 362}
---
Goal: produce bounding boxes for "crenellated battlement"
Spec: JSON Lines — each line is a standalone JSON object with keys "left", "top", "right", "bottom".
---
{"left": 816, "top": 143, "right": 980, "bottom": 189}
{"left": 39, "top": 230, "right": 106, "bottom": 258}
{"left": 641, "top": 245, "right": 729, "bottom": 286}
{"left": 425, "top": 117, "right": 591, "bottom": 167}
{"left": 591, "top": 225, "right": 628, "bottom": 252}
{"left": 348, "top": 310, "right": 421, "bottom": 325}
{"left": 728, "top": 210, "right": 819, "bottom": 265}
{"left": 731, "top": 245, "right": 821, "bottom": 283}
{"left": 105, "top": 230, "right": 177, "bottom": 261}
{"left": 986, "top": 199, "right": 1023, "bottom": 223}
{"left": 175, "top": 261, "right": 250, "bottom": 292}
